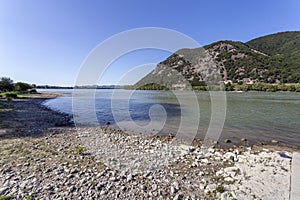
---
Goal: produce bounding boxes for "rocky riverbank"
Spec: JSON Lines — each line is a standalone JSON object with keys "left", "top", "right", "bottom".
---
{"left": 0, "top": 93, "right": 297, "bottom": 199}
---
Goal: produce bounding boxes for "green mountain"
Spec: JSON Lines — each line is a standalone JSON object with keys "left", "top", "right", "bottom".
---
{"left": 246, "top": 31, "right": 300, "bottom": 55}
{"left": 135, "top": 31, "right": 300, "bottom": 89}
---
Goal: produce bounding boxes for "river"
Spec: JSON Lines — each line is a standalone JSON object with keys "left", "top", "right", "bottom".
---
{"left": 40, "top": 89, "right": 300, "bottom": 146}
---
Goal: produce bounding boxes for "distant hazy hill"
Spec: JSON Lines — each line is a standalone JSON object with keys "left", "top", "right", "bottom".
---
{"left": 135, "top": 31, "right": 300, "bottom": 89}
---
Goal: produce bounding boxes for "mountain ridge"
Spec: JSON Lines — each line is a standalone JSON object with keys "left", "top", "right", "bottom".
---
{"left": 135, "top": 31, "right": 300, "bottom": 89}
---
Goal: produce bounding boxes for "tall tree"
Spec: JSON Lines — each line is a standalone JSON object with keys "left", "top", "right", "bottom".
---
{"left": 0, "top": 77, "right": 14, "bottom": 92}
{"left": 15, "top": 82, "right": 32, "bottom": 91}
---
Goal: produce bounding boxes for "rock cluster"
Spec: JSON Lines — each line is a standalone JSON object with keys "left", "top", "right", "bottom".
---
{"left": 206, "top": 147, "right": 291, "bottom": 200}
{"left": 0, "top": 126, "right": 294, "bottom": 199}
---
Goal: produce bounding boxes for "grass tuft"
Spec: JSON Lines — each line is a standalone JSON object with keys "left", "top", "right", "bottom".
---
{"left": 75, "top": 145, "right": 85, "bottom": 155}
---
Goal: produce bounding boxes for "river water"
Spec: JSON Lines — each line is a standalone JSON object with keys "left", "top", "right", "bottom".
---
{"left": 41, "top": 89, "right": 300, "bottom": 146}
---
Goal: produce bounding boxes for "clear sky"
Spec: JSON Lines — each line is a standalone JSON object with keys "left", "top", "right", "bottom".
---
{"left": 0, "top": 0, "right": 300, "bottom": 86}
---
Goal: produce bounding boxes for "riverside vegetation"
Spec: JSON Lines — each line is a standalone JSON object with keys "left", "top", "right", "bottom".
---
{"left": 0, "top": 77, "right": 37, "bottom": 100}
{"left": 128, "top": 82, "right": 300, "bottom": 92}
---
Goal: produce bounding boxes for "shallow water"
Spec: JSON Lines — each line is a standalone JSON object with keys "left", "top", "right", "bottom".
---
{"left": 41, "top": 89, "right": 300, "bottom": 146}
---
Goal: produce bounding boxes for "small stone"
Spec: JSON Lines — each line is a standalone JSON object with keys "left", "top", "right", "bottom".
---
{"left": 19, "top": 180, "right": 29, "bottom": 189}
{"left": 200, "top": 178, "right": 207, "bottom": 184}
{"left": 171, "top": 186, "right": 177, "bottom": 194}
{"left": 199, "top": 184, "right": 205, "bottom": 190}
{"left": 127, "top": 174, "right": 133, "bottom": 181}
{"left": 69, "top": 186, "right": 76, "bottom": 193}
{"left": 100, "top": 190, "right": 106, "bottom": 195}
{"left": 216, "top": 170, "right": 223, "bottom": 176}
{"left": 109, "top": 177, "right": 118, "bottom": 182}
{"left": 119, "top": 171, "right": 126, "bottom": 179}
{"left": 224, "top": 139, "right": 231, "bottom": 143}
{"left": 212, "top": 140, "right": 219, "bottom": 145}
{"left": 0, "top": 187, "right": 9, "bottom": 195}
{"left": 71, "top": 168, "right": 79, "bottom": 174}
{"left": 201, "top": 158, "right": 211, "bottom": 164}
{"left": 43, "top": 185, "right": 54, "bottom": 191}
{"left": 152, "top": 184, "right": 158, "bottom": 190}
{"left": 221, "top": 192, "right": 229, "bottom": 200}
{"left": 44, "top": 168, "right": 51, "bottom": 173}
{"left": 143, "top": 171, "right": 151, "bottom": 178}
{"left": 140, "top": 185, "right": 146, "bottom": 191}
{"left": 271, "top": 140, "right": 278, "bottom": 144}
{"left": 206, "top": 183, "right": 217, "bottom": 191}
{"left": 204, "top": 189, "right": 210, "bottom": 194}
{"left": 67, "top": 174, "right": 74, "bottom": 179}
{"left": 173, "top": 182, "right": 179, "bottom": 190}
{"left": 121, "top": 186, "right": 126, "bottom": 191}
{"left": 173, "top": 193, "right": 183, "bottom": 200}
{"left": 224, "top": 152, "right": 237, "bottom": 162}
{"left": 191, "top": 162, "right": 199, "bottom": 167}
{"left": 198, "top": 171, "right": 205, "bottom": 176}
{"left": 208, "top": 147, "right": 215, "bottom": 153}
{"left": 224, "top": 177, "right": 234, "bottom": 182}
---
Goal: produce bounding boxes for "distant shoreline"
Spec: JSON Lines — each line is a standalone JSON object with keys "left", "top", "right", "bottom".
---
{"left": 37, "top": 82, "right": 300, "bottom": 93}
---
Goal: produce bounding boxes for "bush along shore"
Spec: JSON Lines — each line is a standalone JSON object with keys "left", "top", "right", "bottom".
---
{"left": 0, "top": 93, "right": 297, "bottom": 199}
{"left": 126, "top": 82, "right": 300, "bottom": 92}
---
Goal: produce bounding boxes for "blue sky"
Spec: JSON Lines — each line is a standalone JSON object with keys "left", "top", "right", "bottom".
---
{"left": 0, "top": 0, "right": 300, "bottom": 86}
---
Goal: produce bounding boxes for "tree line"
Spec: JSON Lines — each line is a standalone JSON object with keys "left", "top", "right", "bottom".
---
{"left": 0, "top": 77, "right": 37, "bottom": 99}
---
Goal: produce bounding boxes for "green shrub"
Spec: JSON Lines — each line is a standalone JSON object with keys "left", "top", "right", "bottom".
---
{"left": 136, "top": 83, "right": 169, "bottom": 90}
{"left": 1, "top": 91, "right": 18, "bottom": 99}
{"left": 24, "top": 195, "right": 32, "bottom": 200}
{"left": 14, "top": 82, "right": 33, "bottom": 91}
{"left": 225, "top": 83, "right": 234, "bottom": 91}
{"left": 75, "top": 146, "right": 85, "bottom": 155}
{"left": 255, "top": 83, "right": 265, "bottom": 91}
{"left": 192, "top": 86, "right": 208, "bottom": 91}
{"left": 235, "top": 84, "right": 248, "bottom": 91}
{"left": 267, "top": 85, "right": 278, "bottom": 92}
{"left": 216, "top": 185, "right": 225, "bottom": 193}
{"left": 278, "top": 84, "right": 288, "bottom": 91}
{"left": 29, "top": 89, "right": 37, "bottom": 94}
{"left": 0, "top": 195, "right": 12, "bottom": 200}
{"left": 287, "top": 85, "right": 296, "bottom": 91}
{"left": 208, "top": 85, "right": 223, "bottom": 91}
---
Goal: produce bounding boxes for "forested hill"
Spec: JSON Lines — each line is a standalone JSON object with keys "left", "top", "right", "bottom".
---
{"left": 246, "top": 31, "right": 300, "bottom": 55}
{"left": 135, "top": 31, "right": 300, "bottom": 89}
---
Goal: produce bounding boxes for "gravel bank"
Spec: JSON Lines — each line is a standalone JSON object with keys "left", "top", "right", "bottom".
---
{"left": 0, "top": 93, "right": 296, "bottom": 199}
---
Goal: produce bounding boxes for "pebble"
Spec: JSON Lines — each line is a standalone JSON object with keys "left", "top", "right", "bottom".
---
{"left": 173, "top": 193, "right": 183, "bottom": 200}
{"left": 170, "top": 186, "right": 177, "bottom": 194}
{"left": 126, "top": 174, "right": 133, "bottom": 182}
{"left": 68, "top": 186, "right": 76, "bottom": 193}
{"left": 0, "top": 187, "right": 9, "bottom": 195}
{"left": 224, "top": 139, "right": 231, "bottom": 143}
{"left": 271, "top": 140, "right": 279, "bottom": 144}
{"left": 206, "top": 183, "right": 217, "bottom": 191}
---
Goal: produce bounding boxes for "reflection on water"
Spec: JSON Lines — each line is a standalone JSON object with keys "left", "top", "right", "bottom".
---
{"left": 42, "top": 89, "right": 300, "bottom": 146}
